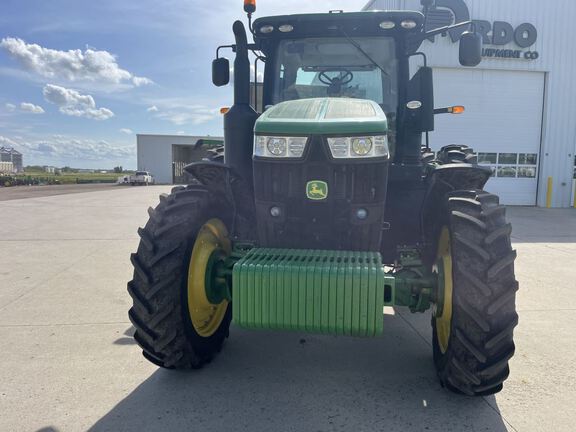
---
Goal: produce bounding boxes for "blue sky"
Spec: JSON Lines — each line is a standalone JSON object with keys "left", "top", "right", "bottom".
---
{"left": 0, "top": 0, "right": 368, "bottom": 169}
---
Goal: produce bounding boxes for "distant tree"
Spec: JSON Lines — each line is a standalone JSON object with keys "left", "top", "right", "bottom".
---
{"left": 61, "top": 166, "right": 73, "bottom": 173}
{"left": 113, "top": 166, "right": 123, "bottom": 173}
{"left": 24, "top": 165, "right": 44, "bottom": 172}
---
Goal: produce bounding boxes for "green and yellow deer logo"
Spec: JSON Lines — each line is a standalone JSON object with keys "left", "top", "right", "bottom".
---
{"left": 306, "top": 181, "right": 328, "bottom": 200}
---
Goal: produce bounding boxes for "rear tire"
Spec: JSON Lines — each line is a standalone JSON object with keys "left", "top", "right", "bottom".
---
{"left": 436, "top": 145, "right": 478, "bottom": 165}
{"left": 127, "top": 185, "right": 232, "bottom": 369}
{"left": 432, "top": 190, "right": 518, "bottom": 396}
{"left": 206, "top": 146, "right": 224, "bottom": 163}
{"left": 421, "top": 149, "right": 436, "bottom": 164}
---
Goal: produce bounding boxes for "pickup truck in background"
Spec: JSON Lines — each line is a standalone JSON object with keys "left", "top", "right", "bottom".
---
{"left": 128, "top": 171, "right": 155, "bottom": 186}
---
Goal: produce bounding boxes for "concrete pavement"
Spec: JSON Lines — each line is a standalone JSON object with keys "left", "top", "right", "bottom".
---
{"left": 0, "top": 184, "right": 126, "bottom": 201}
{"left": 0, "top": 187, "right": 574, "bottom": 432}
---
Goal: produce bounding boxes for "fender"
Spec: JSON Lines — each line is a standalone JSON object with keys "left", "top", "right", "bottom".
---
{"left": 420, "top": 164, "right": 491, "bottom": 264}
{"left": 184, "top": 161, "right": 256, "bottom": 235}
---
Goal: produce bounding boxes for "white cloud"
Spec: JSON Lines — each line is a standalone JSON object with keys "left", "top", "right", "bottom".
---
{"left": 119, "top": 128, "right": 133, "bottom": 135}
{"left": 43, "top": 84, "right": 114, "bottom": 120}
{"left": 3, "top": 134, "right": 135, "bottom": 164}
{"left": 5, "top": 103, "right": 16, "bottom": 112}
{"left": 20, "top": 102, "right": 45, "bottom": 114}
{"left": 0, "top": 135, "right": 19, "bottom": 147}
{"left": 155, "top": 107, "right": 218, "bottom": 126}
{"left": 133, "top": 76, "right": 153, "bottom": 87}
{"left": 0, "top": 37, "right": 152, "bottom": 87}
{"left": 143, "top": 97, "right": 220, "bottom": 126}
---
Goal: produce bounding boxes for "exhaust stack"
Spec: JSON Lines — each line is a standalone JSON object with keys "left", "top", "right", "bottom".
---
{"left": 224, "top": 20, "right": 258, "bottom": 183}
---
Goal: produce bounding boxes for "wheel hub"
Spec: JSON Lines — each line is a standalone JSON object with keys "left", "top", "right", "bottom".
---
{"left": 187, "top": 219, "right": 231, "bottom": 337}
{"left": 435, "top": 227, "right": 453, "bottom": 354}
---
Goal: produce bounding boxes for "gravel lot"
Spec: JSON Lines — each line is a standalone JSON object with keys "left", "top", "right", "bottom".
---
{"left": 0, "top": 186, "right": 575, "bottom": 432}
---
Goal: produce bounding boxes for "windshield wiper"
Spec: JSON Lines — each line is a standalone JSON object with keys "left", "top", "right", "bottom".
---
{"left": 339, "top": 28, "right": 390, "bottom": 77}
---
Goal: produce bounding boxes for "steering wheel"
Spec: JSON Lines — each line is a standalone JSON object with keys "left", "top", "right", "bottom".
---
{"left": 318, "top": 71, "right": 354, "bottom": 96}
{"left": 319, "top": 71, "right": 354, "bottom": 86}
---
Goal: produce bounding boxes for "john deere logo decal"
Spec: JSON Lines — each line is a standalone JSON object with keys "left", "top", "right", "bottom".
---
{"left": 306, "top": 181, "right": 328, "bottom": 200}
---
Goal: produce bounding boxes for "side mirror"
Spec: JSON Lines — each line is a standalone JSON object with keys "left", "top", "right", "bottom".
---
{"left": 459, "top": 31, "right": 482, "bottom": 67}
{"left": 212, "top": 57, "right": 230, "bottom": 87}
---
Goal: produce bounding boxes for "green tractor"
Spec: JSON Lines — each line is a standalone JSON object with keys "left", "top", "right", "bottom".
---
{"left": 128, "top": 0, "right": 518, "bottom": 396}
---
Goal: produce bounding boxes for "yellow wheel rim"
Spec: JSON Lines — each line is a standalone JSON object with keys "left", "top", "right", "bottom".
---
{"left": 435, "top": 227, "right": 453, "bottom": 354}
{"left": 187, "top": 219, "right": 231, "bottom": 338}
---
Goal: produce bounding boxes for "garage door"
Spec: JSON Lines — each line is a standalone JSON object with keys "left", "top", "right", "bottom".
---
{"left": 429, "top": 68, "right": 545, "bottom": 205}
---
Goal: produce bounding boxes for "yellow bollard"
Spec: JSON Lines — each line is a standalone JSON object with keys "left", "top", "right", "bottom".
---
{"left": 546, "top": 177, "right": 553, "bottom": 208}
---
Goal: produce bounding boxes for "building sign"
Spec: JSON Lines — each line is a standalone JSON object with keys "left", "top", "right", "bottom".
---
{"left": 424, "top": 0, "right": 540, "bottom": 60}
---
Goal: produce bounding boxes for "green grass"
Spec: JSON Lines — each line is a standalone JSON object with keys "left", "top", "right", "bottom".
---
{"left": 6, "top": 171, "right": 130, "bottom": 185}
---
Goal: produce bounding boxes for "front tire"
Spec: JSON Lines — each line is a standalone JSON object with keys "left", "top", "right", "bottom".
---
{"left": 127, "top": 185, "right": 232, "bottom": 369}
{"left": 432, "top": 190, "right": 518, "bottom": 396}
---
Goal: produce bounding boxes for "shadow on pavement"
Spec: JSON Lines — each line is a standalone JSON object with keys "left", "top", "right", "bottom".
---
{"left": 114, "top": 326, "right": 137, "bottom": 346}
{"left": 89, "top": 314, "right": 510, "bottom": 432}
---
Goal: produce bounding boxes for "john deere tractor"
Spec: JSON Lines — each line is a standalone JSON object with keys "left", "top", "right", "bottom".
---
{"left": 128, "top": 0, "right": 518, "bottom": 396}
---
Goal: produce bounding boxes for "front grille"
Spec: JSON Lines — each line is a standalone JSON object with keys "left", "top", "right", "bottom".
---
{"left": 253, "top": 136, "right": 389, "bottom": 251}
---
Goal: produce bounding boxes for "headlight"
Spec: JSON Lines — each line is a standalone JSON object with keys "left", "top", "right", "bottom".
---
{"left": 328, "top": 136, "right": 389, "bottom": 159}
{"left": 254, "top": 136, "right": 308, "bottom": 158}
{"left": 351, "top": 137, "right": 373, "bottom": 156}
{"left": 267, "top": 137, "right": 287, "bottom": 156}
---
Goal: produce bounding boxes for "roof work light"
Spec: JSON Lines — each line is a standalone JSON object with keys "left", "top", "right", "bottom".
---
{"left": 244, "top": 0, "right": 256, "bottom": 13}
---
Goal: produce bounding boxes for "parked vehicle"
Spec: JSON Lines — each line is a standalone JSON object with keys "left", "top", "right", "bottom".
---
{"left": 128, "top": 171, "right": 154, "bottom": 186}
{"left": 128, "top": 0, "right": 518, "bottom": 397}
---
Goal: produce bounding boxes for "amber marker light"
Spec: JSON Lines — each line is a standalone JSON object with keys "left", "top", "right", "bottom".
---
{"left": 450, "top": 105, "right": 465, "bottom": 114}
{"left": 220, "top": 107, "right": 230, "bottom": 114}
{"left": 244, "top": 0, "right": 256, "bottom": 13}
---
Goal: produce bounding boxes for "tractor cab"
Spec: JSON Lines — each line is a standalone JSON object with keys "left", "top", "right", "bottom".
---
{"left": 253, "top": 12, "right": 420, "bottom": 114}
{"left": 210, "top": 7, "right": 481, "bottom": 253}
{"left": 213, "top": 8, "right": 481, "bottom": 179}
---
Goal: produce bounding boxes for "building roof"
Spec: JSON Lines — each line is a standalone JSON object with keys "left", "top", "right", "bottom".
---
{"left": 0, "top": 146, "right": 22, "bottom": 155}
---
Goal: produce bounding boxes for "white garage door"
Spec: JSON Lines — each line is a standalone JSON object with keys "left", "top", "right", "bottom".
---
{"left": 430, "top": 68, "right": 545, "bottom": 206}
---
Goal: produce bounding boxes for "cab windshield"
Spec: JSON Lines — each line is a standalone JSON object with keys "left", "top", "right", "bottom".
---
{"left": 273, "top": 37, "right": 398, "bottom": 119}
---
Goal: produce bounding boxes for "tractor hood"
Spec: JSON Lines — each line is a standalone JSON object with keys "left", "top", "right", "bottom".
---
{"left": 254, "top": 98, "right": 387, "bottom": 136}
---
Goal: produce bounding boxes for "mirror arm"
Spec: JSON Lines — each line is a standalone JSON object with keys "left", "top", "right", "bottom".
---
{"left": 419, "top": 20, "right": 472, "bottom": 42}
{"left": 216, "top": 45, "right": 235, "bottom": 59}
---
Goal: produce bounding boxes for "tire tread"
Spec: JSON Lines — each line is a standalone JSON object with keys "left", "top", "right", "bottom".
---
{"left": 127, "top": 186, "right": 232, "bottom": 369}
{"left": 433, "top": 189, "right": 518, "bottom": 396}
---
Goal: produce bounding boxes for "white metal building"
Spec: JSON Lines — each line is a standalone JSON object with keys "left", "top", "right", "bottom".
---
{"left": 366, "top": 0, "right": 576, "bottom": 207}
{"left": 137, "top": 135, "right": 223, "bottom": 184}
